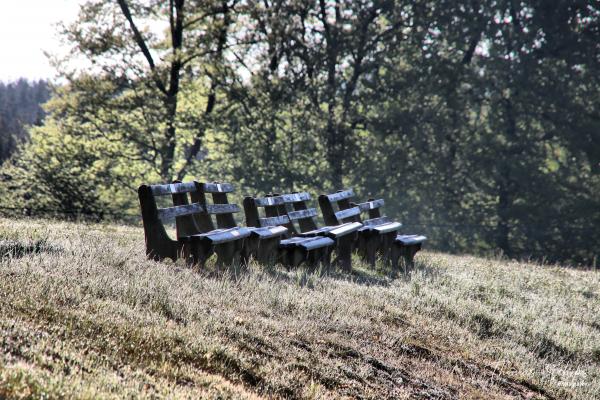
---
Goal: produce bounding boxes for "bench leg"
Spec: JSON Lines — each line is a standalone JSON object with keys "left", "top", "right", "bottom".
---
{"left": 405, "top": 244, "right": 422, "bottom": 273}
{"left": 335, "top": 235, "right": 354, "bottom": 272}
{"left": 356, "top": 234, "right": 368, "bottom": 259}
{"left": 234, "top": 238, "right": 245, "bottom": 266}
{"left": 320, "top": 246, "right": 333, "bottom": 272}
{"left": 187, "top": 240, "right": 212, "bottom": 269}
{"left": 391, "top": 244, "right": 422, "bottom": 276}
{"left": 361, "top": 233, "right": 379, "bottom": 267}
{"left": 306, "top": 248, "right": 321, "bottom": 271}
{"left": 242, "top": 236, "right": 260, "bottom": 266}
{"left": 381, "top": 232, "right": 397, "bottom": 266}
{"left": 215, "top": 240, "right": 243, "bottom": 267}
{"left": 390, "top": 243, "right": 401, "bottom": 274}
{"left": 282, "top": 247, "right": 306, "bottom": 269}
{"left": 257, "top": 237, "right": 280, "bottom": 266}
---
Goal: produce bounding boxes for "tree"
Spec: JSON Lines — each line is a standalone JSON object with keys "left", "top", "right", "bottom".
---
{"left": 234, "top": 0, "right": 417, "bottom": 189}
{"left": 0, "top": 79, "right": 50, "bottom": 162}
{"left": 56, "top": 0, "right": 235, "bottom": 181}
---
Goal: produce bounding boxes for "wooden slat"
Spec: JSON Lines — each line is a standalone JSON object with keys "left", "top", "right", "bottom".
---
{"left": 193, "top": 227, "right": 251, "bottom": 244}
{"left": 396, "top": 234, "right": 427, "bottom": 245}
{"left": 334, "top": 206, "right": 361, "bottom": 220}
{"left": 326, "top": 189, "right": 355, "bottom": 202}
{"left": 280, "top": 236, "right": 334, "bottom": 250}
{"left": 372, "top": 222, "right": 402, "bottom": 233}
{"left": 248, "top": 226, "right": 288, "bottom": 239}
{"left": 280, "top": 192, "right": 311, "bottom": 203}
{"left": 202, "top": 182, "right": 234, "bottom": 193}
{"left": 288, "top": 208, "right": 317, "bottom": 220}
{"left": 299, "top": 236, "right": 335, "bottom": 251}
{"left": 259, "top": 215, "right": 290, "bottom": 226}
{"left": 363, "top": 216, "right": 391, "bottom": 227}
{"left": 157, "top": 203, "right": 204, "bottom": 221}
{"left": 150, "top": 182, "right": 197, "bottom": 196}
{"left": 328, "top": 221, "right": 363, "bottom": 237}
{"left": 205, "top": 203, "right": 240, "bottom": 214}
{"left": 356, "top": 199, "right": 384, "bottom": 212}
{"left": 254, "top": 196, "right": 285, "bottom": 207}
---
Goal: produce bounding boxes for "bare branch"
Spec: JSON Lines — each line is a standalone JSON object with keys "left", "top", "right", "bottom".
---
{"left": 116, "top": 0, "right": 167, "bottom": 94}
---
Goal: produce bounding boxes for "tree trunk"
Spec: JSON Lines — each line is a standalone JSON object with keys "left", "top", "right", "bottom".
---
{"left": 496, "top": 96, "right": 518, "bottom": 257}
{"left": 161, "top": 94, "right": 178, "bottom": 181}
{"left": 496, "top": 166, "right": 512, "bottom": 257}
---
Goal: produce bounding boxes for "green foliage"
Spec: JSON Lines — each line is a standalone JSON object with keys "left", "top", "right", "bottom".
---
{"left": 0, "top": 79, "right": 50, "bottom": 162}
{"left": 0, "top": 0, "right": 598, "bottom": 265}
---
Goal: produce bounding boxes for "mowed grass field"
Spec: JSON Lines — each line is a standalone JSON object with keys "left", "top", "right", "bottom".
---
{"left": 0, "top": 217, "right": 599, "bottom": 399}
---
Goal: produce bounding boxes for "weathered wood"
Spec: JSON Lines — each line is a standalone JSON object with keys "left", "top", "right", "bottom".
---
{"left": 259, "top": 215, "right": 290, "bottom": 227}
{"left": 243, "top": 194, "right": 334, "bottom": 269}
{"left": 138, "top": 184, "right": 181, "bottom": 262}
{"left": 334, "top": 206, "right": 361, "bottom": 221}
{"left": 202, "top": 182, "right": 234, "bottom": 193}
{"left": 172, "top": 190, "right": 205, "bottom": 238}
{"left": 287, "top": 208, "right": 318, "bottom": 220}
{"left": 187, "top": 186, "right": 215, "bottom": 232}
{"left": 318, "top": 194, "right": 338, "bottom": 226}
{"left": 362, "top": 216, "right": 392, "bottom": 227}
{"left": 205, "top": 203, "right": 240, "bottom": 214}
{"left": 396, "top": 234, "right": 427, "bottom": 246}
{"left": 248, "top": 226, "right": 288, "bottom": 239}
{"left": 280, "top": 192, "right": 311, "bottom": 203}
{"left": 327, "top": 222, "right": 363, "bottom": 238}
{"left": 210, "top": 190, "right": 237, "bottom": 230}
{"left": 355, "top": 199, "right": 384, "bottom": 211}
{"left": 157, "top": 203, "right": 204, "bottom": 221}
{"left": 276, "top": 191, "right": 360, "bottom": 270}
{"left": 150, "top": 182, "right": 197, "bottom": 196}
{"left": 139, "top": 180, "right": 249, "bottom": 267}
{"left": 369, "top": 222, "right": 402, "bottom": 234}
{"left": 325, "top": 189, "right": 355, "bottom": 202}
{"left": 192, "top": 227, "right": 251, "bottom": 244}
{"left": 254, "top": 196, "right": 286, "bottom": 206}
{"left": 320, "top": 188, "right": 427, "bottom": 270}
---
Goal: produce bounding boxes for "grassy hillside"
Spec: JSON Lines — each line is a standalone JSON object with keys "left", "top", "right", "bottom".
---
{"left": 0, "top": 217, "right": 598, "bottom": 399}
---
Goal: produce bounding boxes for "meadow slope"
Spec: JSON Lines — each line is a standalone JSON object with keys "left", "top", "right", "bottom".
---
{"left": 0, "top": 217, "right": 598, "bottom": 399}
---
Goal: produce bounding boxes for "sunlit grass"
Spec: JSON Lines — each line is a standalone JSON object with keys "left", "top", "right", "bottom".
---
{"left": 1, "top": 217, "right": 598, "bottom": 399}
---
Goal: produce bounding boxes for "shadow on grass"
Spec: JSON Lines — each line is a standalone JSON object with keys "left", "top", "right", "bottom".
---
{"left": 182, "top": 253, "right": 439, "bottom": 289}
{"left": 0, "top": 238, "right": 62, "bottom": 259}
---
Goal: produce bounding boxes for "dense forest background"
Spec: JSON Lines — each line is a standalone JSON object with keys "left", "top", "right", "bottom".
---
{"left": 0, "top": 0, "right": 598, "bottom": 266}
{"left": 0, "top": 80, "right": 50, "bottom": 162}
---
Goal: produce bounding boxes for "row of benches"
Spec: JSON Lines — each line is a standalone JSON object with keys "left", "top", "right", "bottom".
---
{"left": 138, "top": 181, "right": 426, "bottom": 273}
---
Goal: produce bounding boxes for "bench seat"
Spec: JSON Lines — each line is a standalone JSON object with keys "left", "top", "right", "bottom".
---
{"left": 280, "top": 236, "right": 335, "bottom": 251}
{"left": 319, "top": 189, "right": 427, "bottom": 272}
{"left": 243, "top": 194, "right": 335, "bottom": 268}
{"left": 396, "top": 234, "right": 427, "bottom": 246}
{"left": 247, "top": 225, "right": 289, "bottom": 239}
{"left": 359, "top": 220, "right": 402, "bottom": 234}
{"left": 138, "top": 181, "right": 250, "bottom": 266}
{"left": 185, "top": 227, "right": 251, "bottom": 244}
{"left": 298, "top": 222, "right": 363, "bottom": 238}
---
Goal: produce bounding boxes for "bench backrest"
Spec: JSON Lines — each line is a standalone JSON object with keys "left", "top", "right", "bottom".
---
{"left": 277, "top": 192, "right": 321, "bottom": 234}
{"left": 138, "top": 181, "right": 207, "bottom": 259}
{"left": 244, "top": 192, "right": 323, "bottom": 235}
{"left": 243, "top": 194, "right": 291, "bottom": 235}
{"left": 139, "top": 181, "right": 241, "bottom": 238}
{"left": 318, "top": 189, "right": 362, "bottom": 226}
{"left": 171, "top": 181, "right": 241, "bottom": 237}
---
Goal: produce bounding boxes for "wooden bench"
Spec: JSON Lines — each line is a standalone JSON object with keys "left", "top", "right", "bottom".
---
{"left": 190, "top": 181, "right": 289, "bottom": 265}
{"left": 244, "top": 194, "right": 337, "bottom": 268}
{"left": 138, "top": 181, "right": 251, "bottom": 266}
{"left": 254, "top": 192, "right": 362, "bottom": 271}
{"left": 319, "top": 189, "right": 426, "bottom": 272}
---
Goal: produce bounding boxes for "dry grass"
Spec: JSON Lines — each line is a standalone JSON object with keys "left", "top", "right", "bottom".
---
{"left": 0, "top": 217, "right": 598, "bottom": 399}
